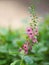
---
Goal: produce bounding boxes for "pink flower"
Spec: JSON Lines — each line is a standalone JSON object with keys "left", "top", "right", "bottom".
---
{"left": 23, "top": 44, "right": 28, "bottom": 54}
{"left": 32, "top": 37, "right": 37, "bottom": 43}
{"left": 26, "top": 27, "right": 33, "bottom": 34}
{"left": 29, "top": 32, "right": 34, "bottom": 39}
{"left": 23, "top": 44, "right": 28, "bottom": 51}
{"left": 26, "top": 27, "right": 34, "bottom": 39}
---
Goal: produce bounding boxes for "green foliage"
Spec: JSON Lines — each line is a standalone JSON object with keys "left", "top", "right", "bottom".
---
{"left": 0, "top": 28, "right": 26, "bottom": 65}
{"left": 0, "top": 16, "right": 49, "bottom": 65}
{"left": 0, "top": 17, "right": 49, "bottom": 65}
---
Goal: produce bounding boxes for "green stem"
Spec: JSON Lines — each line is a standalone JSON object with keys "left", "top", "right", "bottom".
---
{"left": 20, "top": 59, "right": 23, "bottom": 65}
{"left": 20, "top": 55, "right": 24, "bottom": 65}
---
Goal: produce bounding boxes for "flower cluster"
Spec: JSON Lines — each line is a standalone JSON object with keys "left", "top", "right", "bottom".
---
{"left": 26, "top": 27, "right": 38, "bottom": 43}
{"left": 19, "top": 41, "right": 29, "bottom": 54}
{"left": 19, "top": 27, "right": 38, "bottom": 54}
{"left": 19, "top": 8, "right": 39, "bottom": 54}
{"left": 22, "top": 44, "right": 28, "bottom": 54}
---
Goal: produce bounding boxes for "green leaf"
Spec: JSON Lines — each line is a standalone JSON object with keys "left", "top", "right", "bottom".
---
{"left": 24, "top": 56, "right": 33, "bottom": 65}
{"left": 0, "top": 44, "right": 8, "bottom": 53}
{"left": 0, "top": 60, "right": 7, "bottom": 65}
{"left": 10, "top": 60, "right": 20, "bottom": 65}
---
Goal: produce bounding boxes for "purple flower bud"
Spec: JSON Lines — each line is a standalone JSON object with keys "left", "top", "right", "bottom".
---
{"left": 32, "top": 37, "right": 37, "bottom": 43}
{"left": 25, "top": 49, "right": 28, "bottom": 54}
{"left": 19, "top": 48, "right": 22, "bottom": 51}
{"left": 34, "top": 27, "right": 38, "bottom": 35}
